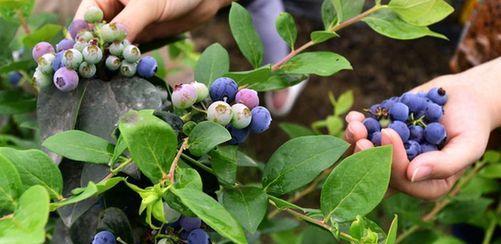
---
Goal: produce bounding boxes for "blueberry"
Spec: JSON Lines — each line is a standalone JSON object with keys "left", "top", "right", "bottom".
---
{"left": 84, "top": 6, "right": 104, "bottom": 23}
{"left": 119, "top": 61, "right": 137, "bottom": 77}
{"left": 209, "top": 77, "right": 238, "bottom": 102}
{"left": 37, "top": 53, "right": 56, "bottom": 74}
{"left": 99, "top": 23, "right": 122, "bottom": 42}
{"left": 207, "top": 101, "right": 233, "bottom": 125}
{"left": 371, "top": 131, "right": 382, "bottom": 146}
{"left": 76, "top": 31, "right": 94, "bottom": 42}
{"left": 53, "top": 67, "right": 79, "bottom": 92}
{"left": 421, "top": 143, "right": 438, "bottom": 153}
{"left": 192, "top": 81, "right": 209, "bottom": 102}
{"left": 399, "top": 93, "right": 427, "bottom": 113}
{"left": 369, "top": 104, "right": 380, "bottom": 116}
{"left": 231, "top": 103, "right": 252, "bottom": 129}
{"left": 73, "top": 39, "right": 88, "bottom": 52}
{"left": 62, "top": 49, "right": 83, "bottom": 69}
{"left": 163, "top": 202, "right": 181, "bottom": 224}
{"left": 426, "top": 87, "right": 447, "bottom": 105}
{"left": 109, "top": 41, "right": 125, "bottom": 56}
{"left": 187, "top": 229, "right": 210, "bottom": 244}
{"left": 249, "top": 106, "right": 272, "bottom": 133}
{"left": 389, "top": 121, "right": 410, "bottom": 142}
{"left": 179, "top": 217, "right": 202, "bottom": 232}
{"left": 363, "top": 118, "right": 381, "bottom": 135}
{"left": 380, "top": 97, "right": 398, "bottom": 110}
{"left": 235, "top": 88, "right": 259, "bottom": 109}
{"left": 227, "top": 126, "right": 250, "bottom": 145}
{"left": 92, "top": 230, "right": 116, "bottom": 244}
{"left": 56, "top": 39, "right": 75, "bottom": 52}
{"left": 68, "top": 19, "right": 89, "bottom": 39}
{"left": 137, "top": 56, "right": 158, "bottom": 78}
{"left": 105, "top": 55, "right": 121, "bottom": 71}
{"left": 404, "top": 140, "right": 421, "bottom": 160}
{"left": 78, "top": 62, "right": 96, "bottom": 78}
{"left": 424, "top": 102, "right": 443, "bottom": 122}
{"left": 389, "top": 102, "right": 409, "bottom": 121}
{"left": 82, "top": 45, "right": 103, "bottom": 64}
{"left": 33, "top": 68, "right": 51, "bottom": 88}
{"left": 179, "top": 230, "right": 190, "bottom": 240}
{"left": 424, "top": 122, "right": 446, "bottom": 145}
{"left": 172, "top": 84, "right": 198, "bottom": 109}
{"left": 8, "top": 72, "right": 22, "bottom": 86}
{"left": 32, "top": 42, "right": 55, "bottom": 61}
{"left": 122, "top": 44, "right": 141, "bottom": 63}
{"left": 409, "top": 125, "right": 424, "bottom": 142}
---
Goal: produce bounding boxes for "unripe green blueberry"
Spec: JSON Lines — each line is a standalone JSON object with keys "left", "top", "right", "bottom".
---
{"left": 76, "top": 31, "right": 94, "bottom": 42}
{"left": 82, "top": 45, "right": 103, "bottom": 64}
{"left": 122, "top": 45, "right": 141, "bottom": 62}
{"left": 78, "top": 62, "right": 96, "bottom": 78}
{"left": 115, "top": 23, "right": 127, "bottom": 41}
{"left": 99, "top": 23, "right": 119, "bottom": 42}
{"left": 84, "top": 6, "right": 103, "bottom": 23}
{"left": 120, "top": 61, "right": 137, "bottom": 77}
{"left": 73, "top": 40, "right": 88, "bottom": 52}
{"left": 105, "top": 55, "right": 121, "bottom": 71}
{"left": 37, "top": 53, "right": 55, "bottom": 74}
{"left": 192, "top": 81, "right": 209, "bottom": 102}
{"left": 207, "top": 101, "right": 233, "bottom": 126}
{"left": 62, "top": 49, "right": 83, "bottom": 70}
{"left": 33, "top": 68, "right": 51, "bottom": 88}
{"left": 109, "top": 41, "right": 125, "bottom": 56}
{"left": 231, "top": 103, "right": 252, "bottom": 129}
{"left": 171, "top": 84, "right": 197, "bottom": 109}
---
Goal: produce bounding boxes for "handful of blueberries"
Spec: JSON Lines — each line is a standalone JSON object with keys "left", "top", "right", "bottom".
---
{"left": 171, "top": 77, "right": 272, "bottom": 144}
{"left": 363, "top": 87, "right": 448, "bottom": 160}
{"left": 31, "top": 6, "right": 158, "bottom": 92}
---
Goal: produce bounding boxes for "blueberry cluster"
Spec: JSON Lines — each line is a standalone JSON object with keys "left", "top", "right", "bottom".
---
{"left": 173, "top": 216, "right": 210, "bottom": 244}
{"left": 31, "top": 6, "right": 158, "bottom": 92}
{"left": 363, "top": 88, "right": 448, "bottom": 160}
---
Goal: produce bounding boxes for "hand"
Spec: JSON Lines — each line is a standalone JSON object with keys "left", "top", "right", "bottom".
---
{"left": 344, "top": 58, "right": 501, "bottom": 200}
{"left": 73, "top": 0, "right": 232, "bottom": 43}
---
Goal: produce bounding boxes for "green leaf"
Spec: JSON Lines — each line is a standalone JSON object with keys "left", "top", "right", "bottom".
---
{"left": 263, "top": 135, "right": 349, "bottom": 195}
{"left": 0, "top": 0, "right": 34, "bottom": 22}
{"left": 209, "top": 146, "right": 238, "bottom": 185}
{"left": 279, "top": 123, "right": 315, "bottom": 139}
{"left": 0, "top": 185, "right": 49, "bottom": 244}
{"left": 281, "top": 51, "right": 352, "bottom": 76}
{"left": 438, "top": 198, "right": 493, "bottom": 224}
{"left": 0, "top": 147, "right": 63, "bottom": 200}
{"left": 22, "top": 23, "right": 62, "bottom": 48}
{"left": 188, "top": 121, "right": 231, "bottom": 157}
{"left": 171, "top": 187, "right": 247, "bottom": 244}
{"left": 249, "top": 73, "right": 306, "bottom": 92}
{"left": 321, "top": 146, "right": 392, "bottom": 222}
{"left": 326, "top": 116, "right": 343, "bottom": 136}
{"left": 479, "top": 164, "right": 501, "bottom": 178}
{"left": 51, "top": 178, "right": 122, "bottom": 210}
{"left": 222, "top": 186, "right": 268, "bottom": 233}
{"left": 385, "top": 215, "right": 398, "bottom": 244}
{"left": 276, "top": 12, "right": 297, "bottom": 50}
{"left": 362, "top": 9, "right": 447, "bottom": 40}
{"left": 388, "top": 0, "right": 454, "bottom": 26}
{"left": 482, "top": 151, "right": 500, "bottom": 163}
{"left": 0, "top": 90, "right": 36, "bottom": 115}
{"left": 237, "top": 151, "right": 260, "bottom": 168}
{"left": 42, "top": 130, "right": 114, "bottom": 164}
{"left": 321, "top": 0, "right": 336, "bottom": 29}
{"left": 225, "top": 65, "right": 272, "bottom": 87}
{"left": 334, "top": 90, "right": 354, "bottom": 115}
{"left": 119, "top": 110, "right": 178, "bottom": 183}
{"left": 163, "top": 167, "right": 202, "bottom": 216}
{"left": 0, "top": 155, "right": 22, "bottom": 214}
{"left": 321, "top": 0, "right": 365, "bottom": 28}
{"left": 194, "top": 43, "right": 230, "bottom": 85}
{"left": 310, "top": 31, "right": 339, "bottom": 44}
{"left": 0, "top": 60, "right": 34, "bottom": 74}
{"left": 268, "top": 195, "right": 306, "bottom": 213}
{"left": 229, "top": 2, "right": 264, "bottom": 68}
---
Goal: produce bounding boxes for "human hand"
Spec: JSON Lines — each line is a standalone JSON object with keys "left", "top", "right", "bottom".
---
{"left": 344, "top": 58, "right": 501, "bottom": 200}
{"left": 73, "top": 0, "right": 232, "bottom": 43}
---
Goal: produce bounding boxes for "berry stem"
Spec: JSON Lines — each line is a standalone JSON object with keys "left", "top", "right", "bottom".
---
{"left": 191, "top": 106, "right": 207, "bottom": 114}
{"left": 167, "top": 138, "right": 189, "bottom": 184}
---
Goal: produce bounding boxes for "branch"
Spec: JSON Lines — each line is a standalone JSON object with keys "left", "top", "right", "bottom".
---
{"left": 168, "top": 138, "right": 190, "bottom": 184}
{"left": 102, "top": 157, "right": 133, "bottom": 181}
{"left": 181, "top": 153, "right": 215, "bottom": 174}
{"left": 17, "top": 10, "right": 31, "bottom": 34}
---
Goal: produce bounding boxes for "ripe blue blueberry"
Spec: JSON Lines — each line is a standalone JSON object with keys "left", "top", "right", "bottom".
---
{"left": 8, "top": 72, "right": 22, "bottom": 86}
{"left": 192, "top": 81, "right": 209, "bottom": 102}
{"left": 179, "top": 230, "right": 190, "bottom": 241}
{"left": 53, "top": 67, "right": 79, "bottom": 92}
{"left": 426, "top": 87, "right": 447, "bottom": 105}
{"left": 68, "top": 19, "right": 89, "bottom": 39}
{"left": 105, "top": 56, "right": 121, "bottom": 71}
{"left": 209, "top": 77, "right": 238, "bottom": 102}
{"left": 404, "top": 140, "right": 421, "bottom": 160}
{"left": 235, "top": 88, "right": 259, "bottom": 109}
{"left": 207, "top": 101, "right": 233, "bottom": 125}
{"left": 389, "top": 121, "right": 410, "bottom": 142}
{"left": 84, "top": 6, "right": 104, "bottom": 23}
{"left": 56, "top": 39, "right": 75, "bottom": 52}
{"left": 371, "top": 131, "right": 382, "bottom": 146}
{"left": 424, "top": 122, "right": 446, "bottom": 145}
{"left": 172, "top": 84, "right": 198, "bottom": 109}
{"left": 137, "top": 56, "right": 158, "bottom": 78}
{"left": 187, "top": 229, "right": 210, "bottom": 244}
{"left": 424, "top": 102, "right": 443, "bottom": 122}
{"left": 399, "top": 93, "right": 427, "bottom": 113}
{"left": 179, "top": 217, "right": 202, "bottom": 232}
{"left": 32, "top": 42, "right": 55, "bottom": 61}
{"left": 363, "top": 118, "right": 381, "bottom": 135}
{"left": 92, "top": 230, "right": 116, "bottom": 244}
{"left": 37, "top": 53, "right": 56, "bottom": 74}
{"left": 82, "top": 45, "right": 103, "bottom": 64}
{"left": 380, "top": 97, "right": 398, "bottom": 110}
{"left": 33, "top": 68, "right": 51, "bottom": 88}
{"left": 119, "top": 61, "right": 137, "bottom": 77}
{"left": 78, "top": 62, "right": 96, "bottom": 78}
{"left": 62, "top": 49, "right": 83, "bottom": 70}
{"left": 421, "top": 143, "right": 438, "bottom": 153}
{"left": 389, "top": 102, "right": 409, "bottom": 121}
{"left": 409, "top": 125, "right": 424, "bottom": 142}
{"left": 122, "top": 45, "right": 141, "bottom": 63}
{"left": 109, "top": 41, "right": 125, "bottom": 56}
{"left": 231, "top": 103, "right": 252, "bottom": 129}
{"left": 249, "top": 106, "right": 272, "bottom": 133}
{"left": 227, "top": 126, "right": 250, "bottom": 145}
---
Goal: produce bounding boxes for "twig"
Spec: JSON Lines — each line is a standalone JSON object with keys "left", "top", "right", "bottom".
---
{"left": 17, "top": 10, "right": 31, "bottom": 34}
{"left": 482, "top": 201, "right": 501, "bottom": 244}
{"left": 181, "top": 153, "right": 214, "bottom": 174}
{"left": 168, "top": 138, "right": 190, "bottom": 184}
{"left": 102, "top": 157, "right": 133, "bottom": 181}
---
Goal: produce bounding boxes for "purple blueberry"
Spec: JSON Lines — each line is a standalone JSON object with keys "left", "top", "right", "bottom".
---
{"left": 92, "top": 230, "right": 116, "bottom": 244}
{"left": 53, "top": 67, "right": 79, "bottom": 92}
{"left": 179, "top": 217, "right": 202, "bottom": 232}
{"left": 137, "top": 56, "right": 158, "bottom": 78}
{"left": 363, "top": 117, "right": 381, "bottom": 134}
{"left": 187, "top": 229, "right": 210, "bottom": 244}
{"left": 68, "top": 19, "right": 89, "bottom": 39}
{"left": 424, "top": 122, "right": 446, "bottom": 145}
{"left": 389, "top": 102, "right": 409, "bottom": 121}
{"left": 179, "top": 230, "right": 190, "bottom": 240}
{"left": 227, "top": 126, "right": 250, "bottom": 145}
{"left": 426, "top": 87, "right": 447, "bottom": 106}
{"left": 209, "top": 77, "right": 238, "bottom": 102}
{"left": 404, "top": 140, "right": 421, "bottom": 160}
{"left": 424, "top": 102, "right": 443, "bottom": 122}
{"left": 380, "top": 97, "right": 398, "bottom": 110}
{"left": 249, "top": 106, "right": 272, "bottom": 133}
{"left": 56, "top": 39, "right": 75, "bottom": 52}
{"left": 421, "top": 143, "right": 438, "bottom": 153}
{"left": 32, "top": 42, "right": 55, "bottom": 61}
{"left": 8, "top": 72, "right": 22, "bottom": 86}
{"left": 172, "top": 84, "right": 197, "bottom": 109}
{"left": 389, "top": 121, "right": 410, "bottom": 142}
{"left": 399, "top": 93, "right": 427, "bottom": 113}
{"left": 409, "top": 125, "right": 424, "bottom": 142}
{"left": 235, "top": 88, "right": 259, "bottom": 109}
{"left": 52, "top": 51, "right": 64, "bottom": 71}
{"left": 370, "top": 131, "right": 382, "bottom": 146}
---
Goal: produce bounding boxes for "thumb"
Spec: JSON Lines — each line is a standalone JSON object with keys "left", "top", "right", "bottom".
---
{"left": 110, "top": 0, "right": 156, "bottom": 41}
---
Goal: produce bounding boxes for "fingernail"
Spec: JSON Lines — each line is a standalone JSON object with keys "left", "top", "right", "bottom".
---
{"left": 411, "top": 166, "right": 432, "bottom": 182}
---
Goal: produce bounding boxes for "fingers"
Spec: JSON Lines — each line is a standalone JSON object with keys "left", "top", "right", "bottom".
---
{"left": 74, "top": 0, "right": 123, "bottom": 21}
{"left": 110, "top": 0, "right": 157, "bottom": 41}
{"left": 354, "top": 139, "right": 373, "bottom": 153}
{"left": 345, "top": 121, "right": 368, "bottom": 144}
{"left": 74, "top": 0, "right": 98, "bottom": 20}
{"left": 346, "top": 111, "right": 365, "bottom": 123}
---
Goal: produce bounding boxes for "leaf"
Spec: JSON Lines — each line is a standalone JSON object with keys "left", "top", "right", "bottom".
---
{"left": 310, "top": 31, "right": 339, "bottom": 44}
{"left": 194, "top": 43, "right": 230, "bottom": 85}
{"left": 385, "top": 215, "right": 398, "bottom": 244}
{"left": 188, "top": 121, "right": 231, "bottom": 157}
{"left": 0, "top": 155, "right": 22, "bottom": 214}
{"left": 263, "top": 135, "right": 349, "bottom": 195}
{"left": 276, "top": 12, "right": 297, "bottom": 50}
{"left": 225, "top": 65, "right": 272, "bottom": 87}
{"left": 0, "top": 0, "right": 34, "bottom": 22}
{"left": 479, "top": 164, "right": 501, "bottom": 178}
{"left": 171, "top": 187, "right": 247, "bottom": 244}
{"left": 51, "top": 182, "right": 98, "bottom": 210}
{"left": 209, "top": 146, "right": 238, "bottom": 185}
{"left": 0, "top": 147, "right": 63, "bottom": 200}
{"left": 237, "top": 151, "right": 260, "bottom": 168}
{"left": 321, "top": 146, "right": 392, "bottom": 222}
{"left": 42, "top": 130, "right": 114, "bottom": 164}
{"left": 249, "top": 73, "right": 307, "bottom": 92}
{"left": 229, "top": 2, "right": 264, "bottom": 68}
{"left": 0, "top": 90, "right": 36, "bottom": 115}
{"left": 268, "top": 195, "right": 306, "bottom": 213}
{"left": 222, "top": 186, "right": 267, "bottom": 233}
{"left": 0, "top": 60, "right": 34, "bottom": 74}
{"left": 281, "top": 52, "right": 352, "bottom": 76}
{"left": 97, "top": 207, "right": 134, "bottom": 244}
{"left": 321, "top": 0, "right": 365, "bottom": 28}
{"left": 163, "top": 167, "right": 201, "bottom": 216}
{"left": 279, "top": 123, "right": 315, "bottom": 139}
{"left": 362, "top": 9, "right": 447, "bottom": 40}
{"left": 326, "top": 116, "right": 343, "bottom": 136}
{"left": 334, "top": 90, "right": 354, "bottom": 115}
{"left": 22, "top": 23, "right": 62, "bottom": 48}
{"left": 388, "top": 0, "right": 454, "bottom": 26}
{"left": 437, "top": 198, "right": 493, "bottom": 224}
{"left": 321, "top": 0, "right": 336, "bottom": 29}
{"left": 0, "top": 185, "right": 49, "bottom": 244}
{"left": 119, "top": 110, "right": 178, "bottom": 183}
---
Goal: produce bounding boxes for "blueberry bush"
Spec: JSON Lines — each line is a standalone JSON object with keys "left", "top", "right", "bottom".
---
{"left": 0, "top": 0, "right": 499, "bottom": 243}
